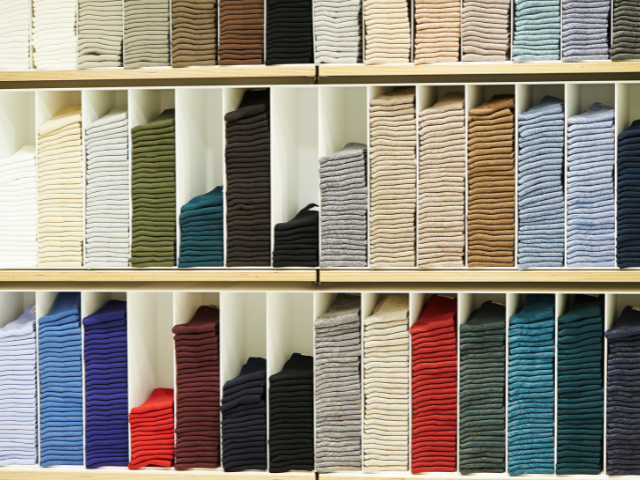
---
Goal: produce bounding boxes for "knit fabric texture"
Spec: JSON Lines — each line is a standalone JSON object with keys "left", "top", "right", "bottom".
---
{"left": 556, "top": 294, "right": 604, "bottom": 474}
{"left": 219, "top": 0, "right": 264, "bottom": 65}
{"left": 364, "top": 0, "right": 411, "bottom": 64}
{"left": 517, "top": 95, "right": 565, "bottom": 269}
{"left": 0, "top": 0, "right": 31, "bottom": 70}
{"left": 314, "top": 294, "right": 362, "bottom": 472}
{"left": 611, "top": 0, "right": 640, "bottom": 60}
{"left": 221, "top": 356, "right": 267, "bottom": 471}
{"left": 266, "top": 0, "right": 314, "bottom": 64}
{"left": 179, "top": 186, "right": 223, "bottom": 267}
{"left": 38, "top": 105, "right": 83, "bottom": 267}
{"left": 171, "top": 0, "right": 217, "bottom": 67}
{"left": 0, "top": 304, "right": 38, "bottom": 466}
{"left": 507, "top": 294, "right": 555, "bottom": 475}
{"left": 363, "top": 294, "right": 410, "bottom": 472}
{"left": 411, "top": 294, "right": 458, "bottom": 473}
{"left": 369, "top": 88, "right": 416, "bottom": 267}
{"left": 273, "top": 203, "right": 319, "bottom": 267}
{"left": 124, "top": 0, "right": 170, "bottom": 68}
{"left": 77, "top": 0, "right": 123, "bottom": 68}
{"left": 418, "top": 92, "right": 465, "bottom": 267}
{"left": 225, "top": 89, "right": 271, "bottom": 267}
{"left": 467, "top": 95, "right": 515, "bottom": 267}
{"left": 83, "top": 299, "right": 128, "bottom": 468}
{"left": 172, "top": 305, "right": 220, "bottom": 469}
{"left": 39, "top": 292, "right": 83, "bottom": 466}
{"left": 512, "top": 0, "right": 560, "bottom": 61}
{"left": 0, "top": 146, "right": 37, "bottom": 267}
{"left": 461, "top": 0, "right": 510, "bottom": 61}
{"left": 319, "top": 143, "right": 368, "bottom": 267}
{"left": 313, "top": 0, "right": 362, "bottom": 63}
{"left": 562, "top": 0, "right": 610, "bottom": 61}
{"left": 605, "top": 305, "right": 640, "bottom": 474}
{"left": 128, "top": 387, "right": 175, "bottom": 469}
{"left": 269, "top": 353, "right": 314, "bottom": 472}
{"left": 616, "top": 120, "right": 640, "bottom": 268}
{"left": 32, "top": 0, "right": 78, "bottom": 69}
{"left": 459, "top": 300, "right": 505, "bottom": 474}
{"left": 414, "top": 0, "right": 460, "bottom": 63}
{"left": 566, "top": 102, "right": 615, "bottom": 267}
{"left": 85, "top": 108, "right": 130, "bottom": 268}
{"left": 130, "top": 109, "right": 176, "bottom": 267}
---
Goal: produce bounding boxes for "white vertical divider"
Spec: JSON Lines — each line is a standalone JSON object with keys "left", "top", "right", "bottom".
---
{"left": 614, "top": 83, "right": 629, "bottom": 269}
{"left": 270, "top": 87, "right": 320, "bottom": 267}
{"left": 175, "top": 88, "right": 224, "bottom": 266}
{"left": 604, "top": 292, "right": 617, "bottom": 473}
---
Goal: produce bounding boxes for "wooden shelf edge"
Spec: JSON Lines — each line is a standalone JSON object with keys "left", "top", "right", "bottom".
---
{"left": 0, "top": 269, "right": 317, "bottom": 283}
{"left": 319, "top": 270, "right": 640, "bottom": 283}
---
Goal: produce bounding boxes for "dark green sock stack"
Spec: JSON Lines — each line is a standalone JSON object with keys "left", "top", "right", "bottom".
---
{"left": 130, "top": 109, "right": 176, "bottom": 267}
{"left": 556, "top": 294, "right": 604, "bottom": 474}
{"left": 460, "top": 300, "right": 506, "bottom": 474}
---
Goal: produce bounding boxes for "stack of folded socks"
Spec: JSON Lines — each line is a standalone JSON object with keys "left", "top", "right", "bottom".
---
{"left": 124, "top": 0, "right": 170, "bottom": 68}
{"left": 606, "top": 305, "right": 640, "bottom": 475}
{"left": 83, "top": 300, "right": 129, "bottom": 468}
{"left": 32, "top": 0, "right": 78, "bottom": 69}
{"left": 369, "top": 88, "right": 416, "bottom": 268}
{"left": 218, "top": 0, "right": 264, "bottom": 64}
{"left": 517, "top": 96, "right": 565, "bottom": 269}
{"left": 130, "top": 109, "right": 176, "bottom": 267}
{"left": 0, "top": 305, "right": 37, "bottom": 466}
{"left": 0, "top": 0, "right": 31, "bottom": 70}
{"left": 266, "top": 0, "right": 314, "bottom": 64}
{"left": 512, "top": 0, "right": 560, "bottom": 61}
{"left": 364, "top": 0, "right": 412, "bottom": 64}
{"left": 507, "top": 294, "right": 555, "bottom": 475}
{"left": 566, "top": 102, "right": 615, "bottom": 267}
{"left": 319, "top": 143, "right": 368, "bottom": 267}
{"left": 171, "top": 0, "right": 217, "bottom": 67}
{"left": 179, "top": 186, "right": 224, "bottom": 267}
{"left": 128, "top": 387, "right": 175, "bottom": 469}
{"left": 562, "top": 0, "right": 610, "bottom": 61}
{"left": 38, "top": 292, "right": 83, "bottom": 466}
{"left": 77, "top": 0, "right": 123, "bottom": 68}
{"left": 313, "top": 0, "right": 362, "bottom": 63}
{"left": 418, "top": 92, "right": 465, "bottom": 267}
{"left": 617, "top": 121, "right": 640, "bottom": 268}
{"left": 557, "top": 294, "right": 604, "bottom": 474}
{"left": 0, "top": 146, "right": 37, "bottom": 267}
{"left": 225, "top": 90, "right": 271, "bottom": 267}
{"left": 461, "top": 0, "right": 510, "bottom": 61}
{"left": 221, "top": 357, "right": 267, "bottom": 471}
{"left": 459, "top": 300, "right": 506, "bottom": 474}
{"left": 172, "top": 306, "right": 220, "bottom": 469}
{"left": 38, "top": 105, "right": 83, "bottom": 267}
{"left": 467, "top": 95, "right": 515, "bottom": 267}
{"left": 269, "top": 353, "right": 314, "bottom": 472}
{"left": 611, "top": 0, "right": 640, "bottom": 60}
{"left": 363, "top": 294, "right": 410, "bottom": 472}
{"left": 85, "top": 108, "right": 130, "bottom": 268}
{"left": 411, "top": 295, "right": 457, "bottom": 473}
{"left": 414, "top": 0, "right": 461, "bottom": 64}
{"left": 314, "top": 294, "right": 362, "bottom": 472}
{"left": 273, "top": 204, "right": 319, "bottom": 267}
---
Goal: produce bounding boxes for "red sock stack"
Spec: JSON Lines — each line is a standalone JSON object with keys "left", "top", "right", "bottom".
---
{"left": 410, "top": 295, "right": 457, "bottom": 473}
{"left": 128, "top": 387, "right": 175, "bottom": 469}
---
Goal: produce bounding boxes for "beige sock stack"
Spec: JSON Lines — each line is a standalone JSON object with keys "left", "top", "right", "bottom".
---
{"left": 124, "top": 0, "right": 170, "bottom": 68}
{"left": 414, "top": 0, "right": 461, "bottom": 64}
{"left": 418, "top": 92, "right": 465, "bottom": 268}
{"left": 369, "top": 88, "right": 417, "bottom": 268}
{"left": 461, "top": 0, "right": 510, "bottom": 61}
{"left": 364, "top": 0, "right": 411, "bottom": 64}
{"left": 37, "top": 105, "right": 84, "bottom": 267}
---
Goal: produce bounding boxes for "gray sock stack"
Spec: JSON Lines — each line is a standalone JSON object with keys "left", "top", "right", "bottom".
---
{"left": 78, "top": 0, "right": 123, "bottom": 68}
{"left": 610, "top": 0, "right": 639, "bottom": 60}
{"left": 314, "top": 0, "right": 362, "bottom": 63}
{"left": 319, "top": 143, "right": 368, "bottom": 267}
{"left": 314, "top": 294, "right": 362, "bottom": 473}
{"left": 562, "top": 0, "right": 610, "bottom": 61}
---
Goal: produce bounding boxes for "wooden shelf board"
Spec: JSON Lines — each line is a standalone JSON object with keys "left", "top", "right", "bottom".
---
{"left": 319, "top": 269, "right": 640, "bottom": 283}
{"left": 0, "top": 269, "right": 317, "bottom": 283}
